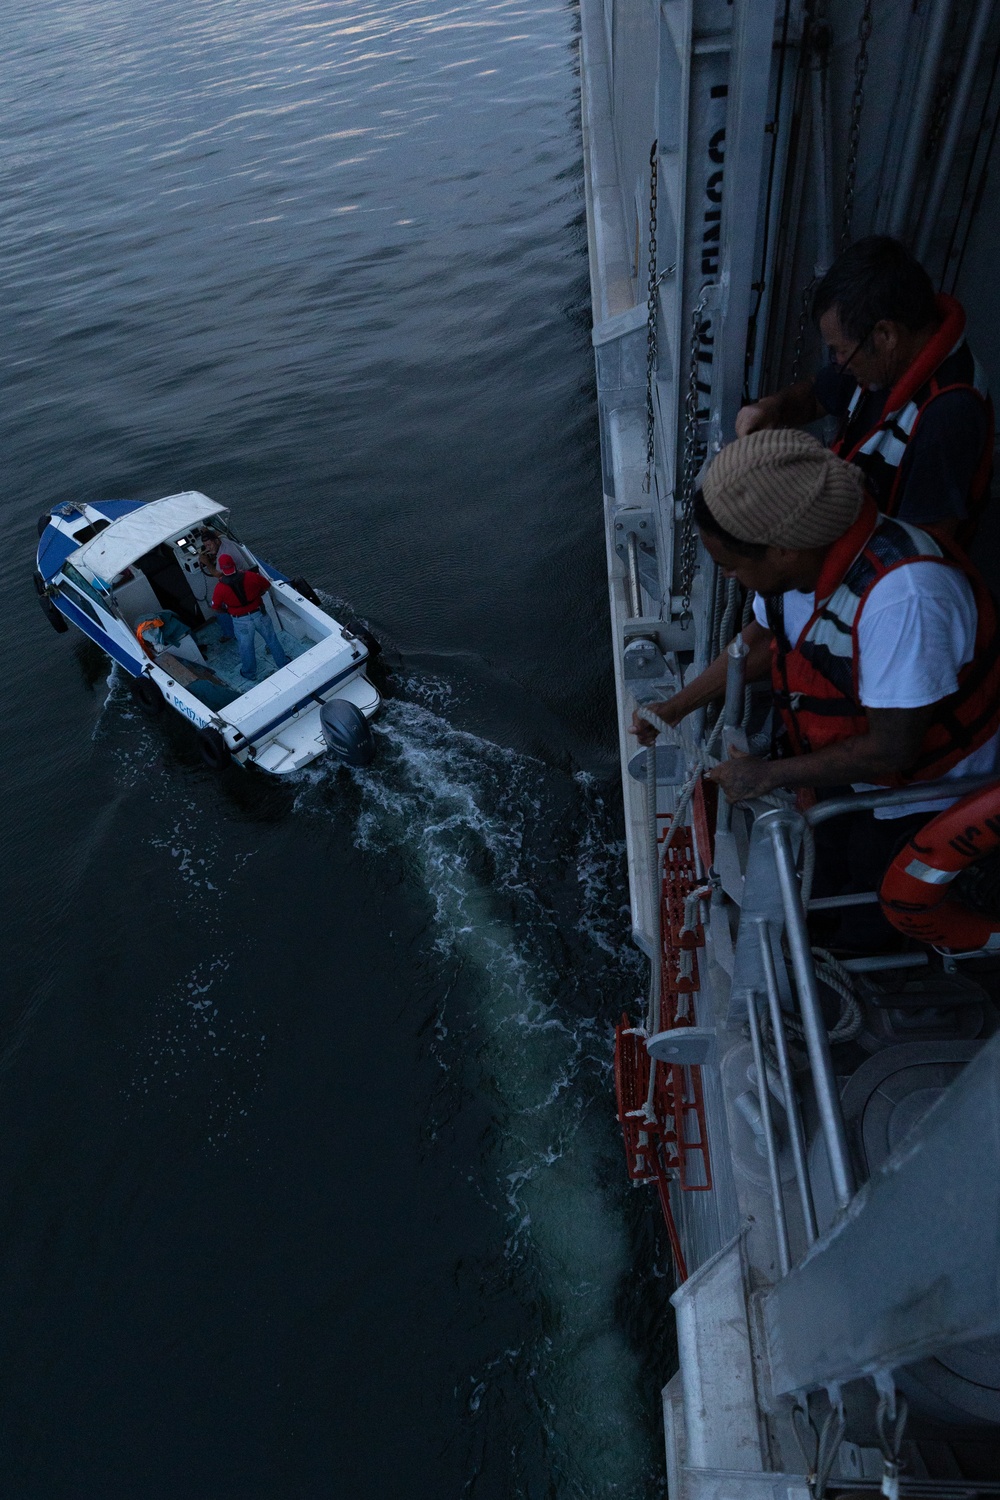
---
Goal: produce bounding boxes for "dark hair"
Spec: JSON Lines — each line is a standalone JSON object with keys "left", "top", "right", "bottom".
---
{"left": 812, "top": 237, "right": 938, "bottom": 341}
{"left": 693, "top": 490, "right": 768, "bottom": 558}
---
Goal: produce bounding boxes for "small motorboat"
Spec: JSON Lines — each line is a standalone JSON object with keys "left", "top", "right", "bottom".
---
{"left": 35, "top": 491, "right": 380, "bottom": 774}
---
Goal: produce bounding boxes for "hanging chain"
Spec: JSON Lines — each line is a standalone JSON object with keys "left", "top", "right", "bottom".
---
{"left": 643, "top": 140, "right": 659, "bottom": 494}
{"left": 790, "top": 274, "right": 820, "bottom": 383}
{"left": 677, "top": 288, "right": 710, "bottom": 621}
{"left": 841, "top": 0, "right": 874, "bottom": 248}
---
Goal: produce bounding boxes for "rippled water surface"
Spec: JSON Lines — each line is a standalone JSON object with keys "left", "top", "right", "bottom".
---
{"left": 2, "top": 3, "right": 674, "bottom": 1495}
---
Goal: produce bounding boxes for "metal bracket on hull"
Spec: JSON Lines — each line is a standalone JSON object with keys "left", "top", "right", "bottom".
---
{"left": 627, "top": 744, "right": 686, "bottom": 783}
{"left": 648, "top": 1025, "right": 715, "bottom": 1064}
{"left": 613, "top": 506, "right": 663, "bottom": 608}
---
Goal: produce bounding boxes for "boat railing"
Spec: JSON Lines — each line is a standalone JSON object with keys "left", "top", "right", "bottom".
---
{"left": 729, "top": 774, "right": 1000, "bottom": 1400}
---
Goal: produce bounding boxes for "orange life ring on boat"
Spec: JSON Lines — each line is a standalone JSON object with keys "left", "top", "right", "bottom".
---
{"left": 879, "top": 782, "right": 1000, "bottom": 950}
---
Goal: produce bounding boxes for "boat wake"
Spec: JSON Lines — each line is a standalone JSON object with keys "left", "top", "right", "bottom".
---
{"left": 93, "top": 657, "right": 666, "bottom": 1494}
{"left": 295, "top": 681, "right": 663, "bottom": 1498}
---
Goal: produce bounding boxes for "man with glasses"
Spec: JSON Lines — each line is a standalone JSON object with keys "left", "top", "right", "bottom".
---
{"left": 736, "top": 237, "right": 992, "bottom": 540}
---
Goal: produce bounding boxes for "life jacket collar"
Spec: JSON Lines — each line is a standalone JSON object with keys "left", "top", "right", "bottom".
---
{"left": 812, "top": 496, "right": 879, "bottom": 610}
{"left": 879, "top": 292, "right": 965, "bottom": 419}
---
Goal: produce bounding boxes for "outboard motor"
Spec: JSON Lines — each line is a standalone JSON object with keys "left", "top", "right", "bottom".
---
{"left": 320, "top": 699, "right": 376, "bottom": 767}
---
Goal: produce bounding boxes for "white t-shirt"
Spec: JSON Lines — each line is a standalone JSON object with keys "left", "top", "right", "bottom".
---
{"left": 752, "top": 561, "right": 1000, "bottom": 817}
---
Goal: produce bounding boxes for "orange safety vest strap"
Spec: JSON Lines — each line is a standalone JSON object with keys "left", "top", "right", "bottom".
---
{"left": 766, "top": 510, "right": 1000, "bottom": 785}
{"left": 830, "top": 294, "right": 992, "bottom": 529}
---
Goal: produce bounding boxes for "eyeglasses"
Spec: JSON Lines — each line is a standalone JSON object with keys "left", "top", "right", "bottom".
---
{"left": 827, "top": 324, "right": 877, "bottom": 375}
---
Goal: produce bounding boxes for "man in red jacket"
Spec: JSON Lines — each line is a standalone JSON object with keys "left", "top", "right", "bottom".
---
{"left": 736, "top": 238, "right": 992, "bottom": 540}
{"left": 211, "top": 554, "right": 289, "bottom": 681}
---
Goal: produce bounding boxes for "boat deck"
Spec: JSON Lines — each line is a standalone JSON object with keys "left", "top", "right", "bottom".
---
{"left": 193, "top": 616, "right": 312, "bottom": 695}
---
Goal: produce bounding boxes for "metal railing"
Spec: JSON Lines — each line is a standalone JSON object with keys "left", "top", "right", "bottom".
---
{"left": 736, "top": 772, "right": 1000, "bottom": 1272}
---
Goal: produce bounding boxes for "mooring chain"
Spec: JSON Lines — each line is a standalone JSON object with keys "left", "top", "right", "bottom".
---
{"left": 677, "top": 288, "right": 710, "bottom": 621}
{"left": 790, "top": 274, "right": 820, "bottom": 384}
{"left": 842, "top": 0, "right": 874, "bottom": 248}
{"left": 643, "top": 139, "right": 659, "bottom": 494}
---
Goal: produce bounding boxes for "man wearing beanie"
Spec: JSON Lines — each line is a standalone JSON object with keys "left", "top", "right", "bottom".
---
{"left": 734, "top": 237, "right": 992, "bottom": 542}
{"left": 633, "top": 431, "right": 1000, "bottom": 909}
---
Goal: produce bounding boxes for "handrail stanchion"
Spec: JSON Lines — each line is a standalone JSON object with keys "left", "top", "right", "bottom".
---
{"left": 717, "top": 636, "right": 749, "bottom": 836}
{"left": 722, "top": 635, "right": 749, "bottom": 730}
{"left": 755, "top": 922, "right": 818, "bottom": 1246}
{"left": 767, "top": 815, "right": 856, "bottom": 1211}
{"left": 745, "top": 988, "right": 791, "bottom": 1275}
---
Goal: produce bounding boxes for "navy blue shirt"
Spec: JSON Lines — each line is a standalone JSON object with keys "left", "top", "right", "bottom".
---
{"left": 814, "top": 363, "right": 991, "bottom": 528}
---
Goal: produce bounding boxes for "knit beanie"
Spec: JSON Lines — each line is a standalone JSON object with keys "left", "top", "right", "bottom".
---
{"left": 701, "top": 429, "right": 863, "bottom": 548}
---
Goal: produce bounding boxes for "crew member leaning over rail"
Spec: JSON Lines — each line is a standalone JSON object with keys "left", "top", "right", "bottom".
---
{"left": 735, "top": 237, "right": 993, "bottom": 542}
{"left": 632, "top": 431, "right": 1000, "bottom": 933}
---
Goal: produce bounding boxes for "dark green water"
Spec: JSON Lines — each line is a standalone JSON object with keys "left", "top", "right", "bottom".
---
{"left": 2, "top": 2, "right": 673, "bottom": 1494}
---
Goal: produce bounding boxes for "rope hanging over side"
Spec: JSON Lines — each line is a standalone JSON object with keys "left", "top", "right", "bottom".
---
{"left": 636, "top": 706, "right": 725, "bottom": 865}
{"left": 635, "top": 705, "right": 724, "bottom": 1056}
{"left": 644, "top": 737, "right": 662, "bottom": 1036}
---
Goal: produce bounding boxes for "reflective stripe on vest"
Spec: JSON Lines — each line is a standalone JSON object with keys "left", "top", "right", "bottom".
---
{"left": 831, "top": 293, "right": 993, "bottom": 528}
{"left": 764, "top": 499, "right": 1000, "bottom": 784}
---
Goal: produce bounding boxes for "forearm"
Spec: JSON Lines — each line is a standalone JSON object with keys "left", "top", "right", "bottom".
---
{"left": 767, "top": 378, "right": 825, "bottom": 426}
{"left": 662, "top": 623, "right": 771, "bottom": 720}
{"left": 710, "top": 699, "right": 938, "bottom": 802}
{"left": 758, "top": 733, "right": 920, "bottom": 793}
{"left": 631, "top": 624, "right": 772, "bottom": 747}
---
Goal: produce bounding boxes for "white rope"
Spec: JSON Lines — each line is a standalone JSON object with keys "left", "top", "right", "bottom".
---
{"left": 756, "top": 944, "right": 864, "bottom": 1069}
{"left": 810, "top": 947, "right": 864, "bottom": 1043}
{"left": 636, "top": 707, "right": 725, "bottom": 859}
{"left": 644, "top": 738, "right": 662, "bottom": 1037}
{"left": 681, "top": 883, "right": 713, "bottom": 932}
{"left": 676, "top": 882, "right": 713, "bottom": 991}
{"left": 642, "top": 735, "right": 662, "bottom": 1120}
{"left": 637, "top": 705, "right": 673, "bottom": 737}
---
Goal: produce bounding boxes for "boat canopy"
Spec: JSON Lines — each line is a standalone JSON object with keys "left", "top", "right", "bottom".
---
{"left": 69, "top": 492, "right": 226, "bottom": 584}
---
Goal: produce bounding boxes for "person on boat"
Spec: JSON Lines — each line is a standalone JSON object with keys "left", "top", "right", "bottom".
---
{"left": 735, "top": 237, "right": 993, "bottom": 541}
{"left": 211, "top": 554, "right": 289, "bottom": 681}
{"left": 632, "top": 430, "right": 1000, "bottom": 920}
{"left": 197, "top": 529, "right": 236, "bottom": 639}
{"left": 198, "top": 527, "right": 252, "bottom": 578}
{"left": 198, "top": 530, "right": 255, "bottom": 640}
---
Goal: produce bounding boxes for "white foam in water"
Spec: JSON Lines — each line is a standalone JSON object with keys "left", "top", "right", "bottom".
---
{"left": 93, "top": 656, "right": 655, "bottom": 1488}
{"left": 127, "top": 953, "right": 269, "bottom": 1145}
{"left": 303, "top": 692, "right": 654, "bottom": 1496}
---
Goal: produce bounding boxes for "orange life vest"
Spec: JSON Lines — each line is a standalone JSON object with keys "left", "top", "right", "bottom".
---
{"left": 830, "top": 294, "right": 993, "bottom": 538}
{"left": 135, "top": 616, "right": 165, "bottom": 660}
{"left": 762, "top": 499, "right": 1000, "bottom": 784}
